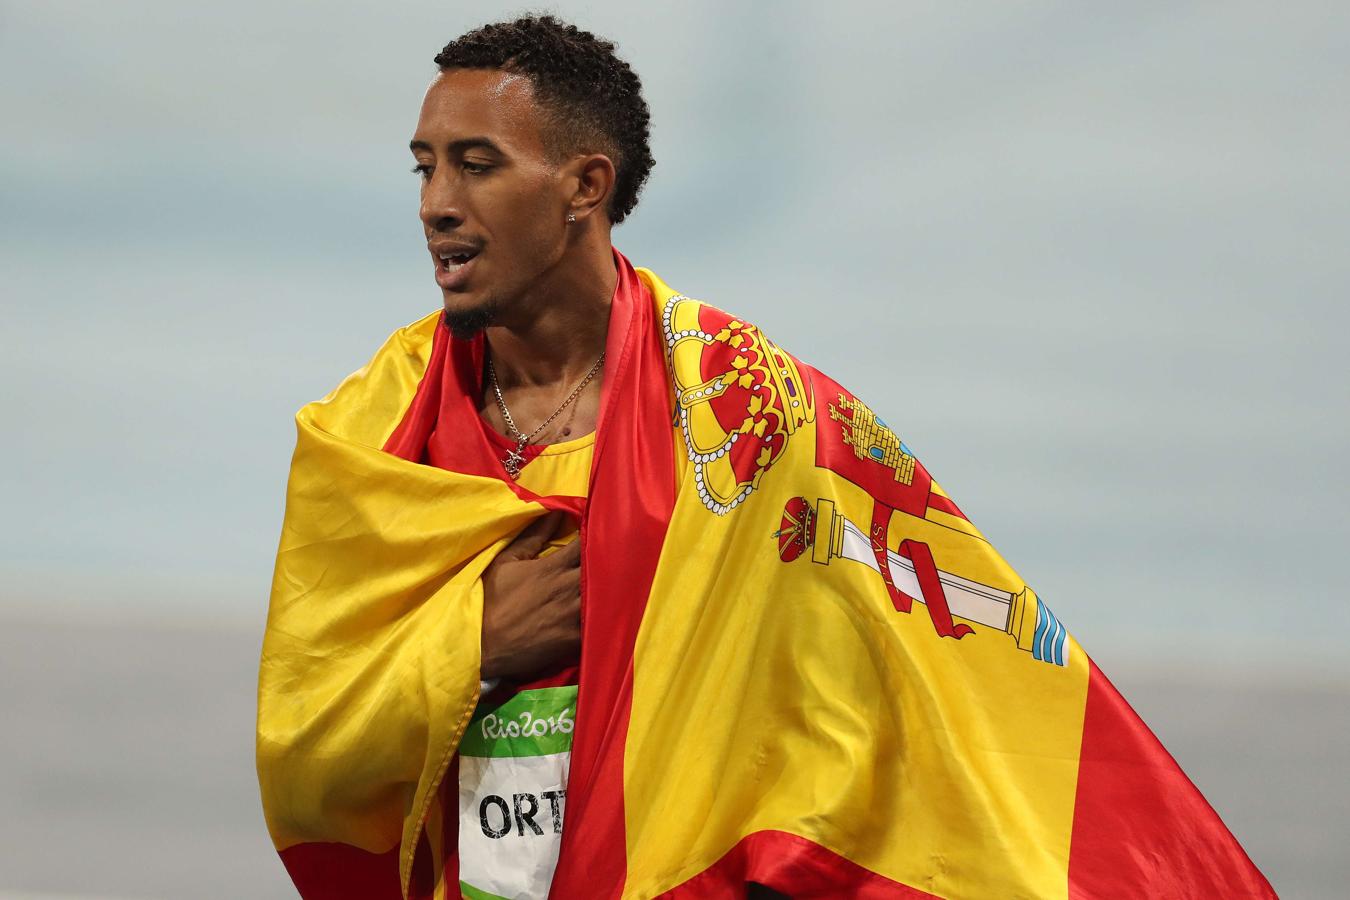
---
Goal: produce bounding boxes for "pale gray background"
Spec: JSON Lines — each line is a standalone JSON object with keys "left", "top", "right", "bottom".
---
{"left": 1, "top": 1, "right": 1347, "bottom": 897}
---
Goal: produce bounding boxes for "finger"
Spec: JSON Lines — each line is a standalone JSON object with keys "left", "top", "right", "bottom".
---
{"left": 545, "top": 510, "right": 579, "bottom": 542}
{"left": 539, "top": 585, "right": 581, "bottom": 631}
{"left": 560, "top": 589, "right": 582, "bottom": 625}
{"left": 550, "top": 592, "right": 583, "bottom": 643}
{"left": 549, "top": 567, "right": 582, "bottom": 605}
{"left": 501, "top": 511, "right": 567, "bottom": 561}
{"left": 550, "top": 535, "right": 583, "bottom": 569}
{"left": 559, "top": 593, "right": 582, "bottom": 641}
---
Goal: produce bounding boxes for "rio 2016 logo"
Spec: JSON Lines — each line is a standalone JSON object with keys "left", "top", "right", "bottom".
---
{"left": 479, "top": 705, "right": 575, "bottom": 741}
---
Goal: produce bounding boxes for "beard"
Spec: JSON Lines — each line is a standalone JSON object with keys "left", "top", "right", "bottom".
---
{"left": 442, "top": 299, "right": 499, "bottom": 340}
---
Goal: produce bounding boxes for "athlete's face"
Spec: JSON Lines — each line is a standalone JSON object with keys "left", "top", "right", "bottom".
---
{"left": 411, "top": 69, "right": 572, "bottom": 333}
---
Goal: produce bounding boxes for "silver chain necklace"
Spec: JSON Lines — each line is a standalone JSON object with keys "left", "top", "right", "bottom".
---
{"left": 487, "top": 351, "right": 605, "bottom": 479}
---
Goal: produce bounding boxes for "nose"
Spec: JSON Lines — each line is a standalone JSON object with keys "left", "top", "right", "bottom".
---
{"left": 419, "top": 168, "right": 465, "bottom": 234}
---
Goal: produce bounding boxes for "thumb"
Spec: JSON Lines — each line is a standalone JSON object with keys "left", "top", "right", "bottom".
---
{"left": 500, "top": 510, "right": 568, "bottom": 561}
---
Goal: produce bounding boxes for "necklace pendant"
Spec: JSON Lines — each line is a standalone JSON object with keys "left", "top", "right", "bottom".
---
{"left": 487, "top": 349, "right": 604, "bottom": 481}
{"left": 502, "top": 441, "right": 528, "bottom": 479}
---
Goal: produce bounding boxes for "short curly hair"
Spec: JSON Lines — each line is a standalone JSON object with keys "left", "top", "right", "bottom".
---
{"left": 433, "top": 15, "right": 653, "bottom": 225}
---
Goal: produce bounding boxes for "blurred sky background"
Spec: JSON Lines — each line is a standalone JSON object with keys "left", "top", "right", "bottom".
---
{"left": 1, "top": 1, "right": 1347, "bottom": 897}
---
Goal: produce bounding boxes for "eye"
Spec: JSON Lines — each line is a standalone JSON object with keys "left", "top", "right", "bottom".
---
{"left": 410, "top": 163, "right": 432, "bottom": 180}
{"left": 463, "top": 161, "right": 492, "bottom": 175}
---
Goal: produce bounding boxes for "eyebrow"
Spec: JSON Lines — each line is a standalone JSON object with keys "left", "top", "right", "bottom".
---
{"left": 409, "top": 137, "right": 505, "bottom": 156}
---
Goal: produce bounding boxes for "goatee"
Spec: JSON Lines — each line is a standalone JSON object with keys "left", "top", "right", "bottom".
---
{"left": 442, "top": 303, "right": 498, "bottom": 340}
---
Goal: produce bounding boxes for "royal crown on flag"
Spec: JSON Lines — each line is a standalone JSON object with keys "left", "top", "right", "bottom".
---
{"left": 663, "top": 295, "right": 815, "bottom": 514}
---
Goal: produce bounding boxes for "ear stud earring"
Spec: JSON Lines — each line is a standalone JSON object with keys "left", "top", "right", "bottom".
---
{"left": 566, "top": 212, "right": 577, "bottom": 224}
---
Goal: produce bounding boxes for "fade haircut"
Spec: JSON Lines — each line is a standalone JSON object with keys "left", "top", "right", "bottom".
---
{"left": 434, "top": 15, "right": 654, "bottom": 224}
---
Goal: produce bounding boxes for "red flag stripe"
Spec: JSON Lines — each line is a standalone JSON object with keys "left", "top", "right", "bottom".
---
{"left": 1067, "top": 661, "right": 1275, "bottom": 898}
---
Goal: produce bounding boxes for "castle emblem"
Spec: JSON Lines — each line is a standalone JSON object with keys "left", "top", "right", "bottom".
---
{"left": 828, "top": 394, "right": 916, "bottom": 485}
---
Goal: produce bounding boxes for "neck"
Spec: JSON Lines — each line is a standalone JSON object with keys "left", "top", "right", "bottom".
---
{"left": 484, "top": 235, "right": 618, "bottom": 388}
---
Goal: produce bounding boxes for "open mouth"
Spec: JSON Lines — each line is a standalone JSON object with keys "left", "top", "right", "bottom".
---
{"left": 432, "top": 243, "right": 481, "bottom": 291}
{"left": 438, "top": 248, "right": 479, "bottom": 272}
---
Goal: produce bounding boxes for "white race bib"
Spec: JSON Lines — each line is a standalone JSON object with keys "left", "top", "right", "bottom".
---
{"left": 458, "top": 686, "right": 577, "bottom": 900}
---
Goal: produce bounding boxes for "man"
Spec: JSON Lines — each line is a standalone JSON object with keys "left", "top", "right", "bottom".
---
{"left": 258, "top": 15, "right": 1273, "bottom": 900}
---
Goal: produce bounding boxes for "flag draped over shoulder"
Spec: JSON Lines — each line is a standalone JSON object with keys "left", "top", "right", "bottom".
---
{"left": 257, "top": 252, "right": 1274, "bottom": 899}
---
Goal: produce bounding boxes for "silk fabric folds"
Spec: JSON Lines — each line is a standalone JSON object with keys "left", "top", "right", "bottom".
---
{"left": 257, "top": 253, "right": 1273, "bottom": 899}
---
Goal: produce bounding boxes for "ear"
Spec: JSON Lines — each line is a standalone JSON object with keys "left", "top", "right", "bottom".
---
{"left": 565, "top": 153, "right": 617, "bottom": 223}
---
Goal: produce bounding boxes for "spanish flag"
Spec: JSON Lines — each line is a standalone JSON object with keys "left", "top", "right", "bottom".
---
{"left": 257, "top": 250, "right": 1274, "bottom": 898}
